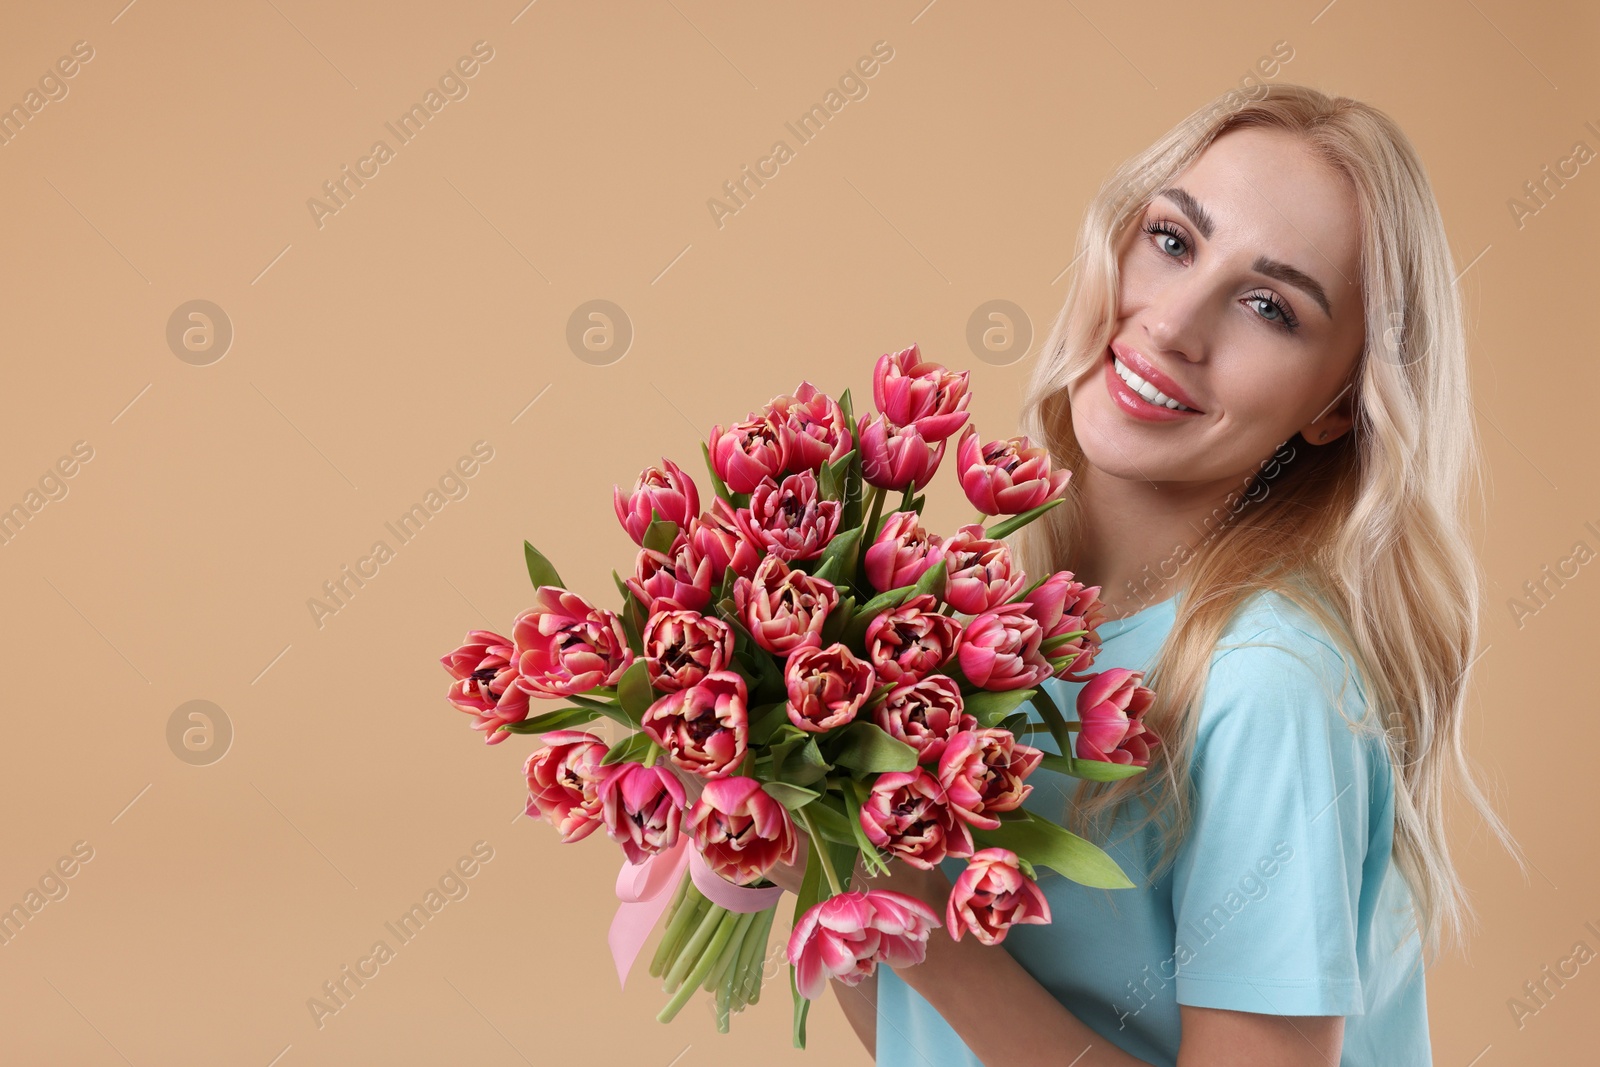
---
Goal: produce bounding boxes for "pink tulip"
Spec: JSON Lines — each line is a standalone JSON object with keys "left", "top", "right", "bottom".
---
{"left": 709, "top": 412, "right": 788, "bottom": 494}
{"left": 732, "top": 554, "right": 839, "bottom": 656}
{"left": 872, "top": 675, "right": 975, "bottom": 766}
{"left": 686, "top": 776, "right": 800, "bottom": 886}
{"left": 512, "top": 588, "right": 635, "bottom": 699}
{"left": 599, "top": 761, "right": 687, "bottom": 864}
{"left": 784, "top": 642, "right": 876, "bottom": 733}
{"left": 859, "top": 768, "right": 975, "bottom": 870}
{"left": 613, "top": 457, "right": 700, "bottom": 547}
{"left": 857, "top": 411, "right": 947, "bottom": 492}
{"left": 871, "top": 344, "right": 972, "bottom": 442}
{"left": 954, "top": 425, "right": 1071, "bottom": 516}
{"left": 625, "top": 535, "right": 716, "bottom": 616}
{"left": 440, "top": 629, "right": 531, "bottom": 744}
{"left": 1075, "top": 667, "right": 1161, "bottom": 766}
{"left": 946, "top": 847, "right": 1052, "bottom": 946}
{"left": 768, "top": 381, "right": 853, "bottom": 474}
{"left": 864, "top": 593, "right": 962, "bottom": 685}
{"left": 687, "top": 498, "right": 762, "bottom": 585}
{"left": 1017, "top": 570, "right": 1107, "bottom": 683}
{"left": 642, "top": 609, "right": 735, "bottom": 692}
{"left": 936, "top": 728, "right": 1043, "bottom": 830}
{"left": 524, "top": 730, "right": 610, "bottom": 842}
{"left": 935, "top": 524, "right": 1027, "bottom": 615}
{"left": 787, "top": 889, "right": 942, "bottom": 1000}
{"left": 734, "top": 469, "right": 842, "bottom": 563}
{"left": 955, "top": 605, "right": 1056, "bottom": 691}
{"left": 640, "top": 670, "right": 750, "bottom": 779}
{"left": 864, "top": 511, "right": 943, "bottom": 594}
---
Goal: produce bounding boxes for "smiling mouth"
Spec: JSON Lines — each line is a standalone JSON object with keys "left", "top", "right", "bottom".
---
{"left": 1108, "top": 351, "right": 1198, "bottom": 413}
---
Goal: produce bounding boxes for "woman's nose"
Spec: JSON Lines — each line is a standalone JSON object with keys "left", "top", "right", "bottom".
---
{"left": 1140, "top": 274, "right": 1217, "bottom": 362}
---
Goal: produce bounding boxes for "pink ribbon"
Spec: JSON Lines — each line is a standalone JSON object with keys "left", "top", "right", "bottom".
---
{"left": 608, "top": 835, "right": 787, "bottom": 990}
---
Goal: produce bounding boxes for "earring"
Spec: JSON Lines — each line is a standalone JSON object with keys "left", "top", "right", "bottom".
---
{"left": 1318, "top": 430, "right": 1329, "bottom": 441}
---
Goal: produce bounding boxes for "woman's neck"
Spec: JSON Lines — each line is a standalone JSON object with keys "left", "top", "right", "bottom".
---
{"left": 1064, "top": 463, "right": 1245, "bottom": 621}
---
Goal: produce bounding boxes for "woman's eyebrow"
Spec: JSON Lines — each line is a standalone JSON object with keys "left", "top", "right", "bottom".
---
{"left": 1155, "top": 186, "right": 1334, "bottom": 319}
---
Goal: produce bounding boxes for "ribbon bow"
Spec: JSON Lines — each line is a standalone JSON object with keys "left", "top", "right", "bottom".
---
{"left": 607, "top": 834, "right": 786, "bottom": 989}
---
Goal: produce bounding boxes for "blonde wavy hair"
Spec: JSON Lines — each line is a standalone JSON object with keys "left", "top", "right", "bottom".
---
{"left": 1011, "top": 82, "right": 1520, "bottom": 961}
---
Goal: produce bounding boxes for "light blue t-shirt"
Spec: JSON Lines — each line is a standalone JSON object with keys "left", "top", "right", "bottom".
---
{"left": 875, "top": 588, "right": 1430, "bottom": 1066}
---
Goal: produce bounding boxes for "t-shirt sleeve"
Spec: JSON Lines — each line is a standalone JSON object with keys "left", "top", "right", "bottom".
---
{"left": 1168, "top": 622, "right": 1376, "bottom": 1017}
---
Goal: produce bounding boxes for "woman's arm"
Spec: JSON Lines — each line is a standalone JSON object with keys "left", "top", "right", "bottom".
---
{"left": 761, "top": 829, "right": 1341, "bottom": 1065}
{"left": 1176, "top": 1006, "right": 1343, "bottom": 1065}
{"left": 829, "top": 969, "right": 877, "bottom": 1059}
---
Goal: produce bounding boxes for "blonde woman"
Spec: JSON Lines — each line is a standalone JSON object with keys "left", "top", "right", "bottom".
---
{"left": 769, "top": 83, "right": 1516, "bottom": 1066}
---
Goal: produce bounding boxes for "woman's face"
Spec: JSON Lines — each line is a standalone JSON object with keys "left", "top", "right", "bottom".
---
{"left": 1067, "top": 126, "right": 1366, "bottom": 490}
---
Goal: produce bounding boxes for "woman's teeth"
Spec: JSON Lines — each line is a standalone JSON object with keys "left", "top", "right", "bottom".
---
{"left": 1113, "top": 356, "right": 1193, "bottom": 411}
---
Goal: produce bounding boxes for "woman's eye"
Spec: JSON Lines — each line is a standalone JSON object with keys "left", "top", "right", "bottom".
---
{"left": 1143, "top": 221, "right": 1188, "bottom": 258}
{"left": 1246, "top": 293, "right": 1300, "bottom": 332}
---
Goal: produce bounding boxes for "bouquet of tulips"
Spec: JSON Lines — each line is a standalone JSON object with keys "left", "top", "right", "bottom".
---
{"left": 437, "top": 344, "right": 1160, "bottom": 1047}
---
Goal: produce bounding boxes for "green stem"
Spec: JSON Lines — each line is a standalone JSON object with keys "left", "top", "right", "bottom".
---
{"left": 663, "top": 897, "right": 725, "bottom": 992}
{"left": 704, "top": 909, "right": 757, "bottom": 991}
{"left": 727, "top": 902, "right": 774, "bottom": 1011}
{"left": 648, "top": 875, "right": 700, "bottom": 979}
{"left": 642, "top": 740, "right": 661, "bottom": 768}
{"left": 863, "top": 483, "right": 887, "bottom": 544}
{"left": 796, "top": 807, "right": 844, "bottom": 896}
{"left": 657, "top": 909, "right": 743, "bottom": 1022}
{"left": 745, "top": 904, "right": 777, "bottom": 1006}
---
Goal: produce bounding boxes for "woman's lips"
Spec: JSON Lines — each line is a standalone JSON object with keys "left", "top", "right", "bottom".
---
{"left": 1103, "top": 346, "right": 1203, "bottom": 423}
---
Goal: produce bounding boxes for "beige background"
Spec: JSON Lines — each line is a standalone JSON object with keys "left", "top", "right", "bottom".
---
{"left": 0, "top": 0, "right": 1594, "bottom": 1063}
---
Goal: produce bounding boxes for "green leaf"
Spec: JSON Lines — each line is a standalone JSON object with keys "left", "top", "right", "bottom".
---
{"left": 1029, "top": 687, "right": 1076, "bottom": 757}
{"left": 802, "top": 796, "right": 858, "bottom": 846}
{"left": 968, "top": 810, "right": 1134, "bottom": 889}
{"left": 642, "top": 515, "right": 679, "bottom": 554}
{"left": 909, "top": 558, "right": 947, "bottom": 601}
{"left": 840, "top": 780, "right": 891, "bottom": 877}
{"left": 524, "top": 540, "right": 566, "bottom": 590}
{"left": 761, "top": 781, "right": 821, "bottom": 810}
{"left": 961, "top": 688, "right": 1036, "bottom": 728}
{"left": 812, "top": 555, "right": 840, "bottom": 584}
{"left": 1053, "top": 754, "right": 1150, "bottom": 782}
{"left": 773, "top": 737, "right": 830, "bottom": 787}
{"left": 702, "top": 441, "right": 733, "bottom": 505}
{"left": 1041, "top": 630, "right": 1089, "bottom": 654}
{"left": 564, "top": 694, "right": 638, "bottom": 728}
{"left": 983, "top": 498, "right": 1066, "bottom": 541}
{"left": 841, "top": 584, "right": 919, "bottom": 647}
{"left": 790, "top": 830, "right": 826, "bottom": 1049}
{"left": 826, "top": 721, "right": 918, "bottom": 775}
{"left": 819, "top": 595, "right": 857, "bottom": 646}
{"left": 817, "top": 525, "right": 863, "bottom": 583}
{"left": 748, "top": 702, "right": 790, "bottom": 746}
{"left": 493, "top": 705, "right": 604, "bottom": 735}
{"left": 599, "top": 730, "right": 655, "bottom": 766}
{"left": 1007, "top": 572, "right": 1050, "bottom": 606}
{"left": 819, "top": 449, "right": 856, "bottom": 503}
{"left": 997, "top": 710, "right": 1032, "bottom": 735}
{"left": 617, "top": 659, "right": 655, "bottom": 725}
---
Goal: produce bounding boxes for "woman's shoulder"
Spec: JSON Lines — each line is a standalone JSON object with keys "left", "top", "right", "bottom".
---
{"left": 1196, "top": 587, "right": 1385, "bottom": 753}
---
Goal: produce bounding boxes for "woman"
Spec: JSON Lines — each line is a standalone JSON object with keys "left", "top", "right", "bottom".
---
{"left": 767, "top": 83, "right": 1517, "bottom": 1065}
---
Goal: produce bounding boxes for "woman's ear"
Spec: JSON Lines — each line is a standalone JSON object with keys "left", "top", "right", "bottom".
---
{"left": 1300, "top": 368, "right": 1358, "bottom": 445}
